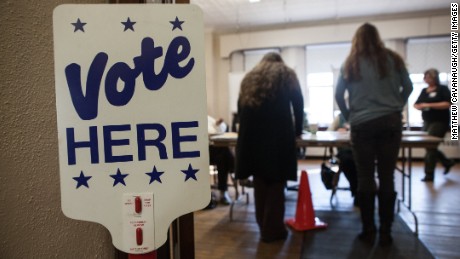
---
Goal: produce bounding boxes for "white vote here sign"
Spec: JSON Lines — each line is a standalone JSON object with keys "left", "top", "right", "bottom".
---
{"left": 53, "top": 4, "right": 209, "bottom": 253}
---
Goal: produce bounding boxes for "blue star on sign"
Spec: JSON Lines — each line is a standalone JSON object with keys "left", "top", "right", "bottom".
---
{"left": 110, "top": 168, "right": 128, "bottom": 187}
{"left": 181, "top": 163, "right": 199, "bottom": 181}
{"left": 146, "top": 166, "right": 164, "bottom": 184}
{"left": 170, "top": 16, "right": 184, "bottom": 31}
{"left": 73, "top": 171, "right": 92, "bottom": 189}
{"left": 71, "top": 18, "right": 86, "bottom": 32}
{"left": 121, "top": 17, "right": 136, "bottom": 32}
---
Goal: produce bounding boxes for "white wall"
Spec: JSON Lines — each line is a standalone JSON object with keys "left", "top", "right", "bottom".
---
{"left": 219, "top": 15, "right": 450, "bottom": 58}
{"left": 205, "top": 12, "right": 458, "bottom": 159}
{"left": 0, "top": 0, "right": 115, "bottom": 258}
{"left": 208, "top": 14, "right": 451, "bottom": 125}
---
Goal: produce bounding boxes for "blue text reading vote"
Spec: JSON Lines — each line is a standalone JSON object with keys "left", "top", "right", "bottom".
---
{"left": 65, "top": 36, "right": 194, "bottom": 120}
{"left": 64, "top": 36, "right": 200, "bottom": 165}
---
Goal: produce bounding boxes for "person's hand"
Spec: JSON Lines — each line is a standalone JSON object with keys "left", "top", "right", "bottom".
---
{"left": 414, "top": 103, "right": 427, "bottom": 110}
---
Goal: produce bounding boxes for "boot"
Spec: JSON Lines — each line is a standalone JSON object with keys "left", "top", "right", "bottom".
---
{"left": 357, "top": 192, "right": 376, "bottom": 244}
{"left": 443, "top": 159, "right": 455, "bottom": 175}
{"left": 378, "top": 191, "right": 397, "bottom": 246}
{"left": 421, "top": 172, "right": 434, "bottom": 182}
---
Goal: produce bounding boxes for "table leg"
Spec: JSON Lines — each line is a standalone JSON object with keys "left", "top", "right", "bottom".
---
{"left": 398, "top": 146, "right": 419, "bottom": 236}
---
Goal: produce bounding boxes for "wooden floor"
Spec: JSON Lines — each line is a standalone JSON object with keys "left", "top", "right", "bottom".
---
{"left": 194, "top": 159, "right": 460, "bottom": 259}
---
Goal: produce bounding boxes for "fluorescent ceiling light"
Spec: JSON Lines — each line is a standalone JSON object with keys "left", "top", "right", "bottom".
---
{"left": 249, "top": 0, "right": 261, "bottom": 3}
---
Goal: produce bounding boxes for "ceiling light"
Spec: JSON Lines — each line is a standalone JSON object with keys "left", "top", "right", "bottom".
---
{"left": 249, "top": 0, "right": 261, "bottom": 3}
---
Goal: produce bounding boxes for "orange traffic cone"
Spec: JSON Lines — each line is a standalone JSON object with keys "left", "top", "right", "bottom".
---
{"left": 286, "top": 170, "right": 327, "bottom": 231}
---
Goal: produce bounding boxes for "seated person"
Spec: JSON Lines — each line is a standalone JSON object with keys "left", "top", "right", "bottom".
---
{"left": 208, "top": 116, "right": 234, "bottom": 205}
{"left": 328, "top": 113, "right": 358, "bottom": 206}
{"left": 297, "top": 111, "right": 309, "bottom": 158}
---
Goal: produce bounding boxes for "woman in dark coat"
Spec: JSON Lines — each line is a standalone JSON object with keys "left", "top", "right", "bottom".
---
{"left": 236, "top": 52, "right": 304, "bottom": 242}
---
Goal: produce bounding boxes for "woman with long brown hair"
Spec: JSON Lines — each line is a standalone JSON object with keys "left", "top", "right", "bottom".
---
{"left": 335, "top": 23, "right": 413, "bottom": 246}
{"left": 236, "top": 52, "right": 304, "bottom": 243}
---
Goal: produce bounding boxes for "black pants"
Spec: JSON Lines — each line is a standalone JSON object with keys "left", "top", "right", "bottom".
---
{"left": 253, "top": 177, "right": 287, "bottom": 240}
{"left": 351, "top": 112, "right": 402, "bottom": 193}
{"left": 337, "top": 148, "right": 358, "bottom": 196}
{"left": 423, "top": 120, "right": 450, "bottom": 176}
{"left": 209, "top": 146, "right": 234, "bottom": 191}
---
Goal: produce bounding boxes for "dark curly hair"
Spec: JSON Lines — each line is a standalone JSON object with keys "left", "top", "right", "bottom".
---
{"left": 239, "top": 52, "right": 292, "bottom": 107}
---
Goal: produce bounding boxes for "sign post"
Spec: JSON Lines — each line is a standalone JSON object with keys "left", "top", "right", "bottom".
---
{"left": 53, "top": 4, "right": 209, "bottom": 255}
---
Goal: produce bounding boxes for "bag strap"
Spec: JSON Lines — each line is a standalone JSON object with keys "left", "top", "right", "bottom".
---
{"left": 322, "top": 147, "right": 328, "bottom": 162}
{"left": 322, "top": 147, "right": 335, "bottom": 162}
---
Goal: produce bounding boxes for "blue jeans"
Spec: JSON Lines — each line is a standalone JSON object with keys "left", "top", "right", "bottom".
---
{"left": 350, "top": 113, "right": 402, "bottom": 193}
